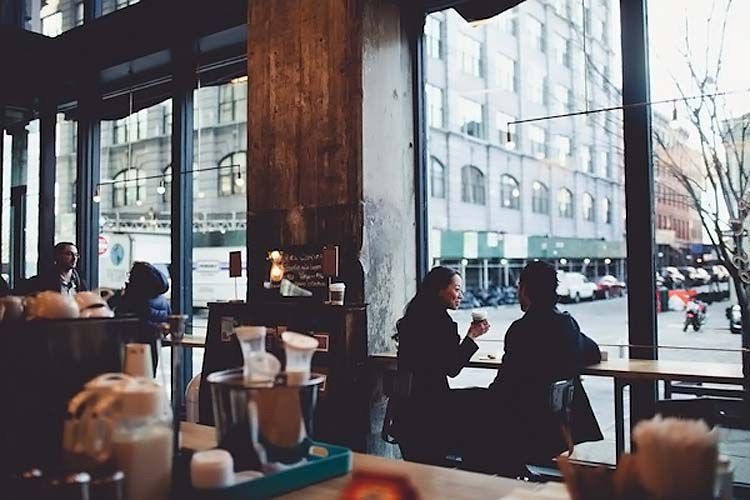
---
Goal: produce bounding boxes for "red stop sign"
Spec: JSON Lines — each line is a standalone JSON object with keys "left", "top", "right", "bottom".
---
{"left": 98, "top": 235, "right": 108, "bottom": 255}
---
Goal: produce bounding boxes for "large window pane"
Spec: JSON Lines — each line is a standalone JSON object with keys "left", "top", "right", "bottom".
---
{"left": 648, "top": 0, "right": 750, "bottom": 481}
{"left": 425, "top": 1, "right": 625, "bottom": 466}
{"left": 25, "top": 0, "right": 83, "bottom": 37}
{"left": 192, "top": 77, "right": 248, "bottom": 344}
{"left": 99, "top": 96, "right": 172, "bottom": 297}
{"left": 55, "top": 114, "right": 77, "bottom": 244}
{"left": 101, "top": 0, "right": 139, "bottom": 16}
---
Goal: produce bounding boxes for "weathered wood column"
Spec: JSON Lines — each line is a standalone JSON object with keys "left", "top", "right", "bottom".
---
{"left": 247, "top": 0, "right": 417, "bottom": 454}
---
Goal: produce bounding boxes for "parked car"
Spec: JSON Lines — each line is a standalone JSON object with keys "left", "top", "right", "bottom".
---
{"left": 661, "top": 267, "right": 686, "bottom": 289}
{"left": 556, "top": 271, "right": 597, "bottom": 303}
{"left": 693, "top": 267, "right": 711, "bottom": 285}
{"left": 678, "top": 266, "right": 699, "bottom": 286}
{"left": 594, "top": 275, "right": 626, "bottom": 299}
{"left": 712, "top": 264, "right": 730, "bottom": 282}
{"left": 655, "top": 273, "right": 665, "bottom": 288}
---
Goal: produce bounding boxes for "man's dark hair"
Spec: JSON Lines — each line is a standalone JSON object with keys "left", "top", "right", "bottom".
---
{"left": 54, "top": 242, "right": 77, "bottom": 255}
{"left": 520, "top": 261, "right": 559, "bottom": 306}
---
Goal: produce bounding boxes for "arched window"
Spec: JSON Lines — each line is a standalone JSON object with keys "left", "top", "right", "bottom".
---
{"left": 582, "top": 192, "right": 595, "bottom": 221}
{"left": 557, "top": 188, "right": 573, "bottom": 218}
{"left": 218, "top": 151, "right": 246, "bottom": 197}
{"left": 461, "top": 166, "right": 486, "bottom": 205}
{"left": 112, "top": 168, "right": 145, "bottom": 208}
{"left": 500, "top": 175, "right": 520, "bottom": 209}
{"left": 532, "top": 181, "right": 549, "bottom": 214}
{"left": 430, "top": 157, "right": 446, "bottom": 199}
{"left": 160, "top": 165, "right": 172, "bottom": 203}
{"left": 602, "top": 197, "right": 612, "bottom": 224}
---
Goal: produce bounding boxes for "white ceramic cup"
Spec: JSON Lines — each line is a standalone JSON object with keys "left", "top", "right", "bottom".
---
{"left": 123, "top": 343, "right": 153, "bottom": 378}
{"left": 191, "top": 449, "right": 235, "bottom": 489}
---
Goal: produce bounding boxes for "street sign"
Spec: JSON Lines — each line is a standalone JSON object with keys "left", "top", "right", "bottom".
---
{"left": 98, "top": 235, "right": 108, "bottom": 255}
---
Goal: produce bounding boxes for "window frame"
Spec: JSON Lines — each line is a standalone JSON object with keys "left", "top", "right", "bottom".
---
{"left": 500, "top": 174, "right": 521, "bottom": 210}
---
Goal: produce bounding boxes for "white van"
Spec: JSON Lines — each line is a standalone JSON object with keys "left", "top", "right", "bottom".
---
{"left": 556, "top": 271, "right": 597, "bottom": 303}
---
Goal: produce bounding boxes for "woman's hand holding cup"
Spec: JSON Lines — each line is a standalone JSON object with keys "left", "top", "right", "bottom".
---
{"left": 467, "top": 310, "right": 490, "bottom": 339}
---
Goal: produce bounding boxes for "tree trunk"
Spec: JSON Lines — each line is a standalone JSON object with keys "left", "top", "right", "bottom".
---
{"left": 734, "top": 277, "right": 750, "bottom": 420}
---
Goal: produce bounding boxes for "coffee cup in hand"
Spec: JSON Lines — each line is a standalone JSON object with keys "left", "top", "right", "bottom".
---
{"left": 471, "top": 310, "right": 487, "bottom": 323}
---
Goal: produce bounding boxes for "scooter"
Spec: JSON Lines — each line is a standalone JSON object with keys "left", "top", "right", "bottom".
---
{"left": 683, "top": 300, "right": 707, "bottom": 332}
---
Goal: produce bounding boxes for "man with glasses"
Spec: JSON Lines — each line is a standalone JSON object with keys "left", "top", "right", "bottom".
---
{"left": 20, "top": 242, "right": 88, "bottom": 296}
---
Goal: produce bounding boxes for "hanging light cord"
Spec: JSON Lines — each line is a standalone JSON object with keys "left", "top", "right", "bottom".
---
{"left": 506, "top": 85, "right": 750, "bottom": 129}
{"left": 96, "top": 163, "right": 243, "bottom": 188}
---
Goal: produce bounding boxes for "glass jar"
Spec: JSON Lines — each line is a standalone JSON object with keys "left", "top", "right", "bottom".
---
{"left": 111, "top": 380, "right": 173, "bottom": 500}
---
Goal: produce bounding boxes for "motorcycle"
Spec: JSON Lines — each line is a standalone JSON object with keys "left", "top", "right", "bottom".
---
{"left": 728, "top": 304, "right": 742, "bottom": 334}
{"left": 683, "top": 299, "right": 707, "bottom": 332}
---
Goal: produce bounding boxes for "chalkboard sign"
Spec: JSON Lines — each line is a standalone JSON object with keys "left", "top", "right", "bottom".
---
{"left": 283, "top": 250, "right": 326, "bottom": 289}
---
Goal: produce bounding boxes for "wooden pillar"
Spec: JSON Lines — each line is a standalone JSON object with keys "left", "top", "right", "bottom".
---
{"left": 247, "top": 0, "right": 365, "bottom": 303}
{"left": 247, "top": 0, "right": 418, "bottom": 456}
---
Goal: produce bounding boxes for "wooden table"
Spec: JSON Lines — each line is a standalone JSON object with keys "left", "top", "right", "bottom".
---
{"left": 180, "top": 422, "right": 544, "bottom": 499}
{"left": 371, "top": 352, "right": 746, "bottom": 460}
{"left": 584, "top": 359, "right": 745, "bottom": 458}
{"left": 163, "top": 335, "right": 206, "bottom": 349}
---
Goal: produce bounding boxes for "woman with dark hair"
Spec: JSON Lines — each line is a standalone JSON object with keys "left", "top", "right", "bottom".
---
{"left": 393, "top": 266, "right": 490, "bottom": 465}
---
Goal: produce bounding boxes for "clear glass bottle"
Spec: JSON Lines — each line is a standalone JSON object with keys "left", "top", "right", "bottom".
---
{"left": 111, "top": 380, "right": 173, "bottom": 500}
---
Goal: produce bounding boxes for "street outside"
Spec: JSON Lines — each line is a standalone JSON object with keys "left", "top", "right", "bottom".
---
{"left": 448, "top": 293, "right": 750, "bottom": 479}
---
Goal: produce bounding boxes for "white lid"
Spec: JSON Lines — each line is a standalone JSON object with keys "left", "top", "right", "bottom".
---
{"left": 329, "top": 283, "right": 346, "bottom": 291}
{"left": 84, "top": 373, "right": 134, "bottom": 391}
{"left": 191, "top": 449, "right": 235, "bottom": 489}
{"left": 114, "top": 378, "right": 162, "bottom": 418}
{"left": 281, "top": 331, "right": 319, "bottom": 351}
{"left": 235, "top": 326, "right": 267, "bottom": 340}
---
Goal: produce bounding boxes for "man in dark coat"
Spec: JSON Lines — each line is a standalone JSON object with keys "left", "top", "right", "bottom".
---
{"left": 19, "top": 242, "right": 88, "bottom": 295}
{"left": 464, "top": 261, "right": 602, "bottom": 475}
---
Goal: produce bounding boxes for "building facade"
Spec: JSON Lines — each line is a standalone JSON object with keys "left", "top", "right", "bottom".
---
{"left": 425, "top": 1, "right": 626, "bottom": 287}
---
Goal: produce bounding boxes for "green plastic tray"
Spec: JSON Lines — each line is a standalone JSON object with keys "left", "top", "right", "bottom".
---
{"left": 182, "top": 442, "right": 352, "bottom": 499}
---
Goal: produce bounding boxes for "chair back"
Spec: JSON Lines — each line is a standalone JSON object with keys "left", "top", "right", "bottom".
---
{"left": 550, "top": 378, "right": 576, "bottom": 455}
{"left": 655, "top": 397, "right": 718, "bottom": 428}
